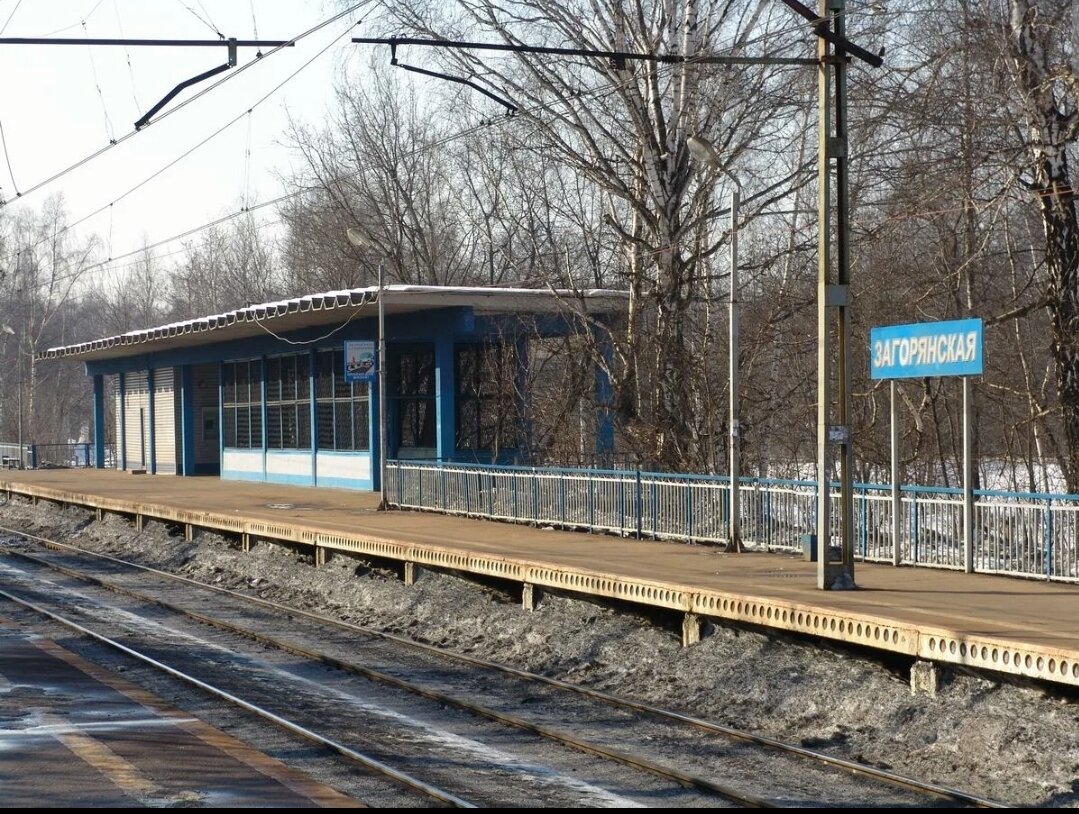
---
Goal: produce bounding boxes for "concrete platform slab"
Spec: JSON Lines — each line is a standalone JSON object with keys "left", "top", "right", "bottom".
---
{"left": 4, "top": 469, "right": 1079, "bottom": 689}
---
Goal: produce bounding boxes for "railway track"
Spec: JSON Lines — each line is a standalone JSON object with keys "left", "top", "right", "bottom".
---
{"left": 0, "top": 521, "right": 1007, "bottom": 808}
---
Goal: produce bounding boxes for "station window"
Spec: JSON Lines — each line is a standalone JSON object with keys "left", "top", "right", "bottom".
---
{"left": 455, "top": 343, "right": 518, "bottom": 451}
{"left": 315, "top": 349, "right": 370, "bottom": 451}
{"left": 393, "top": 345, "right": 436, "bottom": 449}
{"left": 222, "top": 360, "right": 262, "bottom": 449}
{"left": 266, "top": 353, "right": 312, "bottom": 450}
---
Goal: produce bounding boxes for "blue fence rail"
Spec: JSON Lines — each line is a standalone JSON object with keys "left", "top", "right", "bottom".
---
{"left": 385, "top": 460, "right": 1079, "bottom": 583}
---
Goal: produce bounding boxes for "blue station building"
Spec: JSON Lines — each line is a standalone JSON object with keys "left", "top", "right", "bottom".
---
{"left": 42, "top": 285, "right": 626, "bottom": 491}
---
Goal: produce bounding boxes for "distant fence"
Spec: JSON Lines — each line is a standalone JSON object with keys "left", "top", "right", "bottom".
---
{"left": 385, "top": 460, "right": 1079, "bottom": 583}
{"left": 0, "top": 442, "right": 115, "bottom": 470}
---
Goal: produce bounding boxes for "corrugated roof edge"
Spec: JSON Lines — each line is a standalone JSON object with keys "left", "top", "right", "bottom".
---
{"left": 40, "top": 285, "right": 628, "bottom": 360}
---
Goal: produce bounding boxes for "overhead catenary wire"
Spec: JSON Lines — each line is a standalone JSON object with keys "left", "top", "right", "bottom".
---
{"left": 83, "top": 20, "right": 116, "bottom": 143}
{"left": 3, "top": 0, "right": 870, "bottom": 213}
{"left": 111, "top": 0, "right": 141, "bottom": 110}
{"left": 27, "top": 4, "right": 893, "bottom": 286}
{"left": 243, "top": 109, "right": 253, "bottom": 211}
{"left": 0, "top": 119, "right": 20, "bottom": 196}
{"left": 13, "top": 13, "right": 361, "bottom": 261}
{"left": 0, "top": 0, "right": 23, "bottom": 37}
{"left": 175, "top": 0, "right": 223, "bottom": 40}
{"left": 249, "top": 0, "right": 262, "bottom": 57}
{"left": 31, "top": 49, "right": 777, "bottom": 286}
{"left": 43, "top": 0, "right": 106, "bottom": 38}
{"left": 0, "top": 0, "right": 374, "bottom": 210}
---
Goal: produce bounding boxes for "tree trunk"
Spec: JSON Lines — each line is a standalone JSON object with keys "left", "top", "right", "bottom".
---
{"left": 1009, "top": 0, "right": 1079, "bottom": 489}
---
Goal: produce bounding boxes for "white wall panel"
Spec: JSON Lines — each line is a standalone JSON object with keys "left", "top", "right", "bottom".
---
{"left": 222, "top": 449, "right": 263, "bottom": 475}
{"left": 266, "top": 452, "right": 313, "bottom": 479}
{"left": 316, "top": 452, "right": 371, "bottom": 482}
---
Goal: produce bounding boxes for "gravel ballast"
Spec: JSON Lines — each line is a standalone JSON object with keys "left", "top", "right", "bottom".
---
{"left": 1, "top": 495, "right": 1076, "bottom": 806}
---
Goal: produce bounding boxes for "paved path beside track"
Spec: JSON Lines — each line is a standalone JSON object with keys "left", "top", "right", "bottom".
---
{"left": 4, "top": 469, "right": 1079, "bottom": 689}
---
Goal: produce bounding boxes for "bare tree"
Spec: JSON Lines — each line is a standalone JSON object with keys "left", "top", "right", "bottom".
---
{"left": 1007, "top": 0, "right": 1079, "bottom": 488}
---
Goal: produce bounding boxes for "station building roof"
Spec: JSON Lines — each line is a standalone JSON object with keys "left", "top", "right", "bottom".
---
{"left": 41, "top": 284, "right": 628, "bottom": 362}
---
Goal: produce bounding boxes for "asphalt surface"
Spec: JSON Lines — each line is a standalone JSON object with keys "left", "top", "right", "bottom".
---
{"left": 0, "top": 623, "right": 358, "bottom": 808}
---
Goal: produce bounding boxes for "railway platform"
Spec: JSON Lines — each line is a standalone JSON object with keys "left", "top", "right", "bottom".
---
{"left": 4, "top": 468, "right": 1079, "bottom": 690}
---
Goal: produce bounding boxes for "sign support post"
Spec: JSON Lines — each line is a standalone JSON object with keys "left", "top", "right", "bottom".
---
{"left": 963, "top": 376, "right": 974, "bottom": 573}
{"left": 890, "top": 379, "right": 901, "bottom": 566}
{"left": 342, "top": 309, "right": 381, "bottom": 502}
{"left": 870, "top": 317, "right": 984, "bottom": 575}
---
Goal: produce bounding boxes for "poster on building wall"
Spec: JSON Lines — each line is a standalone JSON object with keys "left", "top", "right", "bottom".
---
{"left": 343, "top": 340, "right": 376, "bottom": 383}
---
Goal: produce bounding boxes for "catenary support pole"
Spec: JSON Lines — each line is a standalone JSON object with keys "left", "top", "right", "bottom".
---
{"left": 820, "top": 0, "right": 854, "bottom": 587}
{"left": 817, "top": 0, "right": 855, "bottom": 590}
{"left": 378, "top": 260, "right": 388, "bottom": 509}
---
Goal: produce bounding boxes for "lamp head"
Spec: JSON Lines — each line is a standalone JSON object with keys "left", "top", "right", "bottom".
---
{"left": 687, "top": 134, "right": 721, "bottom": 169}
{"left": 346, "top": 227, "right": 372, "bottom": 249}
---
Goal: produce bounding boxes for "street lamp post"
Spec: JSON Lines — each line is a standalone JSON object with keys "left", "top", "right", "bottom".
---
{"left": 1, "top": 324, "right": 21, "bottom": 468}
{"left": 687, "top": 135, "right": 743, "bottom": 554}
{"left": 346, "top": 229, "right": 389, "bottom": 509}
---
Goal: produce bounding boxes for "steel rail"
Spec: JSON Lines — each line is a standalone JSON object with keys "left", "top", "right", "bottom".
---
{"left": 1, "top": 544, "right": 772, "bottom": 808}
{"left": 0, "top": 522, "right": 1006, "bottom": 808}
{"left": 0, "top": 580, "right": 474, "bottom": 808}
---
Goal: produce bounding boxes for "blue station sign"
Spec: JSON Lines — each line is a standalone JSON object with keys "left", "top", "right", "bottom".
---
{"left": 870, "top": 318, "right": 983, "bottom": 380}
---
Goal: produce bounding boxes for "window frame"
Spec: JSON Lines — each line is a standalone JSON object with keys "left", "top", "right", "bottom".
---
{"left": 221, "top": 359, "right": 263, "bottom": 450}
{"left": 454, "top": 342, "right": 519, "bottom": 453}
{"left": 265, "top": 352, "right": 312, "bottom": 451}
{"left": 315, "top": 348, "right": 370, "bottom": 452}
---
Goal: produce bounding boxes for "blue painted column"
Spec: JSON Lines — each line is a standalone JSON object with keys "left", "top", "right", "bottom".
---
{"left": 369, "top": 370, "right": 380, "bottom": 492}
{"left": 515, "top": 336, "right": 532, "bottom": 464}
{"left": 593, "top": 323, "right": 615, "bottom": 462}
{"left": 309, "top": 349, "right": 318, "bottom": 485}
{"left": 147, "top": 368, "right": 156, "bottom": 474}
{"left": 218, "top": 363, "right": 225, "bottom": 468}
{"left": 118, "top": 372, "right": 127, "bottom": 470}
{"left": 260, "top": 357, "right": 268, "bottom": 481}
{"left": 92, "top": 375, "right": 105, "bottom": 469}
{"left": 179, "top": 365, "right": 195, "bottom": 476}
{"left": 434, "top": 337, "right": 456, "bottom": 462}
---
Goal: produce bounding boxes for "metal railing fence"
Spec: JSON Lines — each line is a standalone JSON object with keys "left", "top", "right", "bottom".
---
{"left": 0, "top": 441, "right": 115, "bottom": 470}
{"left": 386, "top": 460, "right": 1079, "bottom": 583}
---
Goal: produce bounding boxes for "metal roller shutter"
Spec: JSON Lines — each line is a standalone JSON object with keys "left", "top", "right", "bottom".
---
{"left": 111, "top": 375, "right": 122, "bottom": 469}
{"left": 153, "top": 367, "right": 176, "bottom": 474}
{"left": 123, "top": 371, "right": 149, "bottom": 471}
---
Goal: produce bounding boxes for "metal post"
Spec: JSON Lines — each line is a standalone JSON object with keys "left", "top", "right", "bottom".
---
{"left": 963, "top": 376, "right": 974, "bottom": 573}
{"left": 92, "top": 375, "right": 106, "bottom": 469}
{"left": 816, "top": 0, "right": 855, "bottom": 590}
{"left": 891, "top": 380, "right": 901, "bottom": 566}
{"left": 378, "top": 260, "right": 388, "bottom": 509}
{"left": 16, "top": 346, "right": 23, "bottom": 467}
{"left": 728, "top": 189, "right": 743, "bottom": 553}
